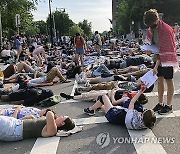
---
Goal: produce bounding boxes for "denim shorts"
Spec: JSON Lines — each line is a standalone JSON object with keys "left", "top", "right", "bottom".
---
{"left": 0, "top": 116, "right": 23, "bottom": 141}
{"left": 75, "top": 48, "right": 85, "bottom": 55}
{"left": 105, "top": 107, "right": 126, "bottom": 125}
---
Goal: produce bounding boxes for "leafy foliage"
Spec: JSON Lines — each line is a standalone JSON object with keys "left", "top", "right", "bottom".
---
{"left": 78, "top": 19, "right": 92, "bottom": 39}
{"left": 116, "top": 0, "right": 180, "bottom": 34}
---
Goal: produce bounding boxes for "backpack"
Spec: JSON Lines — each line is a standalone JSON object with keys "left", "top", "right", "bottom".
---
{"left": 36, "top": 95, "right": 61, "bottom": 107}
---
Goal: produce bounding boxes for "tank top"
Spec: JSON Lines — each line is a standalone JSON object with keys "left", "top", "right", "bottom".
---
{"left": 23, "top": 117, "right": 46, "bottom": 139}
{"left": 75, "top": 37, "right": 84, "bottom": 49}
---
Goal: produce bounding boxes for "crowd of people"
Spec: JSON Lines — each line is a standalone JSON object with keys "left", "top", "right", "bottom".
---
{"left": 0, "top": 9, "right": 179, "bottom": 142}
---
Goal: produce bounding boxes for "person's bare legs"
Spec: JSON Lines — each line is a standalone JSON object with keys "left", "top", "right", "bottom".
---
{"left": 122, "top": 68, "right": 150, "bottom": 78}
{"left": 41, "top": 49, "right": 48, "bottom": 64}
{"left": 166, "top": 79, "right": 174, "bottom": 105}
{"left": 116, "top": 66, "right": 138, "bottom": 74}
{"left": 17, "top": 62, "right": 33, "bottom": 73}
{"left": 74, "top": 90, "right": 110, "bottom": 101}
{"left": 80, "top": 54, "right": 84, "bottom": 66}
{"left": 37, "top": 54, "right": 43, "bottom": 66}
{"left": 75, "top": 54, "right": 79, "bottom": 66}
{"left": 33, "top": 54, "right": 39, "bottom": 66}
{"left": 16, "top": 47, "right": 22, "bottom": 63}
{"left": 158, "top": 76, "right": 164, "bottom": 104}
{"left": 89, "top": 95, "right": 113, "bottom": 113}
{"left": 88, "top": 77, "right": 101, "bottom": 84}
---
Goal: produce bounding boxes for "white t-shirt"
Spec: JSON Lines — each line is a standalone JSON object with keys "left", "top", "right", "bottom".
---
{"left": 1, "top": 50, "right": 11, "bottom": 57}
{"left": 94, "top": 34, "right": 102, "bottom": 46}
{"left": 125, "top": 109, "right": 147, "bottom": 130}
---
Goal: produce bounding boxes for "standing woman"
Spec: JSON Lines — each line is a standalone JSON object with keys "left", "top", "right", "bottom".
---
{"left": 14, "top": 34, "right": 22, "bottom": 63}
{"left": 74, "top": 33, "right": 86, "bottom": 66}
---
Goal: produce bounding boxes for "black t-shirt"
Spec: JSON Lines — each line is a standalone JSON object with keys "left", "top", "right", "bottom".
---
{"left": 9, "top": 88, "right": 53, "bottom": 106}
{"left": 126, "top": 57, "right": 145, "bottom": 66}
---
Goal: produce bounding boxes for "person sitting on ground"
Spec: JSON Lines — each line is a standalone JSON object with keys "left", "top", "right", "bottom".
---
{"left": 83, "top": 83, "right": 156, "bottom": 129}
{"left": 0, "top": 106, "right": 54, "bottom": 119}
{"left": 0, "top": 111, "right": 75, "bottom": 141}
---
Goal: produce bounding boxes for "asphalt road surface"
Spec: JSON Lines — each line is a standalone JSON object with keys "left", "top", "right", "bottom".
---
{"left": 0, "top": 68, "right": 180, "bottom": 154}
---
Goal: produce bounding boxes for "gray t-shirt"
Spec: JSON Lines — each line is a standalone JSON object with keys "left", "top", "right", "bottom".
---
{"left": 125, "top": 109, "right": 147, "bottom": 130}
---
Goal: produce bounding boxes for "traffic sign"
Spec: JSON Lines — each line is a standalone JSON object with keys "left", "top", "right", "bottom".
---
{"left": 15, "top": 14, "right": 20, "bottom": 27}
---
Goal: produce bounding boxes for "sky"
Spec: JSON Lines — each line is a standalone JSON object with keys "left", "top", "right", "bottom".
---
{"left": 32, "top": 0, "right": 112, "bottom": 33}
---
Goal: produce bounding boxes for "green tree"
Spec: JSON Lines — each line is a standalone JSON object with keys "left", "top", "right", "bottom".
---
{"left": 0, "top": 0, "right": 36, "bottom": 38}
{"left": 34, "top": 20, "right": 47, "bottom": 35}
{"left": 116, "top": 0, "right": 180, "bottom": 34}
{"left": 47, "top": 10, "right": 74, "bottom": 37}
{"left": 78, "top": 19, "right": 92, "bottom": 39}
{"left": 69, "top": 24, "right": 84, "bottom": 37}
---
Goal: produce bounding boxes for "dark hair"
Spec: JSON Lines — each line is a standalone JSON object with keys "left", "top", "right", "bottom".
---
{"left": 71, "top": 66, "right": 83, "bottom": 77}
{"left": 143, "top": 9, "right": 159, "bottom": 26}
{"left": 46, "top": 62, "right": 55, "bottom": 73}
{"left": 29, "top": 46, "right": 35, "bottom": 53}
{"left": 43, "top": 109, "right": 57, "bottom": 119}
{"left": 41, "top": 89, "right": 54, "bottom": 98}
{"left": 75, "top": 33, "right": 83, "bottom": 43}
{"left": 57, "top": 117, "right": 75, "bottom": 131}
{"left": 143, "top": 109, "right": 156, "bottom": 128}
{"left": 95, "top": 31, "right": 99, "bottom": 34}
{"left": 138, "top": 93, "right": 148, "bottom": 105}
{"left": 76, "top": 33, "right": 80, "bottom": 36}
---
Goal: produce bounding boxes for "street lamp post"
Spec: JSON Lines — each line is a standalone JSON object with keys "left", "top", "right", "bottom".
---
{"left": 52, "top": 14, "right": 57, "bottom": 39}
{"left": 48, "top": 0, "right": 53, "bottom": 47}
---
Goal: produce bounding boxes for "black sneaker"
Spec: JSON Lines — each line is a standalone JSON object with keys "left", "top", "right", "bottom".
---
{"left": 158, "top": 105, "right": 173, "bottom": 115}
{"left": 60, "top": 93, "right": 73, "bottom": 100}
{"left": 153, "top": 103, "right": 164, "bottom": 112}
{"left": 74, "top": 88, "right": 82, "bottom": 96}
{"left": 83, "top": 108, "right": 95, "bottom": 116}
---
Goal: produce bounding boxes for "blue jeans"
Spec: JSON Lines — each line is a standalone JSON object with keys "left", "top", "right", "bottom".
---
{"left": 92, "top": 64, "right": 111, "bottom": 77}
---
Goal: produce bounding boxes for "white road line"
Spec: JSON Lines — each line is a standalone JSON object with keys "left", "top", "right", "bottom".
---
{"left": 73, "top": 110, "right": 180, "bottom": 154}
{"left": 30, "top": 80, "right": 78, "bottom": 154}
{"left": 30, "top": 137, "right": 60, "bottom": 154}
{"left": 128, "top": 129, "right": 167, "bottom": 154}
{"left": 73, "top": 116, "right": 108, "bottom": 125}
{"left": 71, "top": 80, "right": 78, "bottom": 96}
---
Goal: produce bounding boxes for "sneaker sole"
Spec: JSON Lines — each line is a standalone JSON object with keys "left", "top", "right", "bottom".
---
{"left": 83, "top": 111, "right": 95, "bottom": 116}
{"left": 158, "top": 110, "right": 173, "bottom": 115}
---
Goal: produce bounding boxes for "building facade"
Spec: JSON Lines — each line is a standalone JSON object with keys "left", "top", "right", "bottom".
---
{"left": 112, "top": 0, "right": 122, "bottom": 30}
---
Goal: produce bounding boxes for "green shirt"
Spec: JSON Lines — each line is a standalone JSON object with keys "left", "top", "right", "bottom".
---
{"left": 152, "top": 27, "right": 159, "bottom": 63}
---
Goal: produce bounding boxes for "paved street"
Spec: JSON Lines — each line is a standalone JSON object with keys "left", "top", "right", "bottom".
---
{"left": 0, "top": 67, "right": 180, "bottom": 154}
